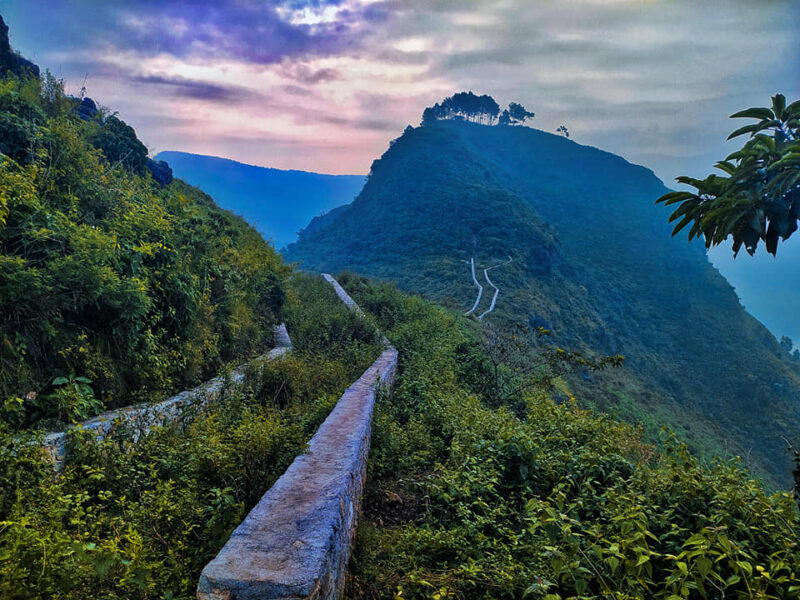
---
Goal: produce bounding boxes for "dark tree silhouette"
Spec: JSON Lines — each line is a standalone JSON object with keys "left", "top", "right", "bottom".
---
{"left": 557, "top": 125, "right": 570, "bottom": 138}
{"left": 421, "top": 91, "right": 500, "bottom": 125}
{"left": 508, "top": 102, "right": 534, "bottom": 124}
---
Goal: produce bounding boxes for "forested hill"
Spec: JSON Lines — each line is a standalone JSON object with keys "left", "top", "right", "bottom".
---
{"left": 0, "top": 70, "right": 287, "bottom": 428}
{"left": 285, "top": 119, "right": 800, "bottom": 485}
{"left": 154, "top": 151, "right": 364, "bottom": 248}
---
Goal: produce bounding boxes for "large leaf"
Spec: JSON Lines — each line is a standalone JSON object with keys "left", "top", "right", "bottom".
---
{"left": 729, "top": 107, "right": 774, "bottom": 120}
{"left": 656, "top": 191, "right": 697, "bottom": 206}
{"left": 772, "top": 94, "right": 786, "bottom": 119}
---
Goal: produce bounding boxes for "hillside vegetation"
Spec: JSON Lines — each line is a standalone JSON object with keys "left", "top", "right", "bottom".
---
{"left": 0, "top": 74, "right": 286, "bottom": 428}
{"left": 339, "top": 274, "right": 800, "bottom": 600}
{"left": 285, "top": 118, "right": 800, "bottom": 485}
{"left": 0, "top": 274, "right": 383, "bottom": 599}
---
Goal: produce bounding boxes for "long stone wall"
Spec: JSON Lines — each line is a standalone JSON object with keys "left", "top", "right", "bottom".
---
{"left": 197, "top": 275, "right": 398, "bottom": 600}
{"left": 43, "top": 323, "right": 292, "bottom": 471}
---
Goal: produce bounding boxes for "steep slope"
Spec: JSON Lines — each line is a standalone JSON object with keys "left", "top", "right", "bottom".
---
{"left": 155, "top": 151, "right": 364, "bottom": 248}
{"left": 286, "top": 120, "right": 800, "bottom": 485}
{"left": 0, "top": 72, "right": 286, "bottom": 428}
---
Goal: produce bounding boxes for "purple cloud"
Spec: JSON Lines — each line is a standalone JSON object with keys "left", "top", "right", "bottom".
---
{"left": 282, "top": 64, "right": 342, "bottom": 84}
{"left": 131, "top": 73, "right": 257, "bottom": 102}
{"left": 104, "top": 1, "right": 385, "bottom": 65}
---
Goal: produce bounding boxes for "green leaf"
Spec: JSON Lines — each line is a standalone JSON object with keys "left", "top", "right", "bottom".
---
{"left": 772, "top": 94, "right": 786, "bottom": 118}
{"left": 52, "top": 376, "right": 69, "bottom": 386}
{"left": 726, "top": 124, "right": 761, "bottom": 140}
{"left": 696, "top": 556, "right": 712, "bottom": 579}
{"left": 729, "top": 107, "right": 774, "bottom": 120}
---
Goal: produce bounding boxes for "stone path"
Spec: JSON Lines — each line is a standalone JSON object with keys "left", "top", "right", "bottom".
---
{"left": 478, "top": 257, "right": 513, "bottom": 320}
{"left": 464, "top": 257, "right": 484, "bottom": 315}
{"left": 197, "top": 275, "right": 398, "bottom": 600}
{"left": 43, "top": 323, "right": 293, "bottom": 471}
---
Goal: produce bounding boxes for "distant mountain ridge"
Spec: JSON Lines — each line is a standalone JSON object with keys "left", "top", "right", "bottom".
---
{"left": 154, "top": 151, "right": 364, "bottom": 248}
{"left": 286, "top": 119, "right": 800, "bottom": 485}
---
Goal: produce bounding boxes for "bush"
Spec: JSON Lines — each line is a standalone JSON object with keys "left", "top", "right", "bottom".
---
{"left": 0, "top": 275, "right": 382, "bottom": 599}
{"left": 0, "top": 74, "right": 289, "bottom": 428}
{"left": 342, "top": 278, "right": 800, "bottom": 600}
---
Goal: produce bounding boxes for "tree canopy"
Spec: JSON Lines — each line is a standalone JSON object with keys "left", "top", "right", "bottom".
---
{"left": 657, "top": 94, "right": 800, "bottom": 256}
{"left": 422, "top": 91, "right": 500, "bottom": 125}
{"left": 422, "top": 92, "right": 534, "bottom": 127}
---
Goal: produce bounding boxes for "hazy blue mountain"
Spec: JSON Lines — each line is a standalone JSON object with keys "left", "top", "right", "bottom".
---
{"left": 708, "top": 243, "right": 800, "bottom": 348}
{"left": 154, "top": 151, "right": 364, "bottom": 248}
{"left": 286, "top": 119, "right": 800, "bottom": 485}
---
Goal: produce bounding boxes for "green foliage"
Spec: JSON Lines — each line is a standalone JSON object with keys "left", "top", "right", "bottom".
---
{"left": 286, "top": 117, "right": 800, "bottom": 486}
{"left": 339, "top": 277, "right": 800, "bottom": 600}
{"left": 48, "top": 373, "right": 102, "bottom": 422}
{"left": 658, "top": 94, "right": 800, "bottom": 256}
{"left": 422, "top": 92, "right": 501, "bottom": 125}
{"left": 0, "top": 274, "right": 382, "bottom": 599}
{"left": 88, "top": 114, "right": 149, "bottom": 175}
{"left": 0, "top": 74, "right": 288, "bottom": 427}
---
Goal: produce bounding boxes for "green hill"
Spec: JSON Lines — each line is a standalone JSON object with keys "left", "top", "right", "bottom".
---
{"left": 0, "top": 73, "right": 287, "bottom": 428}
{"left": 285, "top": 119, "right": 800, "bottom": 485}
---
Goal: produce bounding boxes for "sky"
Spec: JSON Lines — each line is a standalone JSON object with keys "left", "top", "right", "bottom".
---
{"left": 3, "top": 0, "right": 800, "bottom": 340}
{"left": 3, "top": 0, "right": 798, "bottom": 180}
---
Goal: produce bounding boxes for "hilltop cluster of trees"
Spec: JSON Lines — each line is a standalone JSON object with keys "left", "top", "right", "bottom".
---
{"left": 422, "top": 91, "right": 534, "bottom": 127}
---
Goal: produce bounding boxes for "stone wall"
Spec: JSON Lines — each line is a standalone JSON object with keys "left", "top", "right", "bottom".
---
{"left": 43, "top": 323, "right": 292, "bottom": 471}
{"left": 197, "top": 275, "right": 398, "bottom": 600}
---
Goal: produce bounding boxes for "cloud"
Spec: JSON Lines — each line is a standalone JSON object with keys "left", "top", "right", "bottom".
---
{"left": 131, "top": 74, "right": 258, "bottom": 103}
{"left": 281, "top": 64, "right": 342, "bottom": 84}
{"left": 107, "top": 1, "right": 384, "bottom": 65}
{"left": 2, "top": 0, "right": 797, "bottom": 184}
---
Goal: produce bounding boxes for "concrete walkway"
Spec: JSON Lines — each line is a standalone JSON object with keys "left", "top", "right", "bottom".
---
{"left": 43, "top": 324, "right": 293, "bottom": 471}
{"left": 478, "top": 257, "right": 513, "bottom": 320}
{"left": 197, "top": 275, "right": 398, "bottom": 600}
{"left": 464, "top": 257, "right": 483, "bottom": 315}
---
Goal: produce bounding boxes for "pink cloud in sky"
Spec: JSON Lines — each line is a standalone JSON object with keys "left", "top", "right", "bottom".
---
{"left": 2, "top": 0, "right": 798, "bottom": 180}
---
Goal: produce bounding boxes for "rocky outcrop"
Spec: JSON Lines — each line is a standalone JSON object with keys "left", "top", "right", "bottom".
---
{"left": 147, "top": 158, "right": 173, "bottom": 186}
{"left": 43, "top": 324, "right": 292, "bottom": 471}
{"left": 0, "top": 15, "right": 39, "bottom": 79}
{"left": 76, "top": 97, "right": 97, "bottom": 121}
{"left": 197, "top": 276, "right": 397, "bottom": 600}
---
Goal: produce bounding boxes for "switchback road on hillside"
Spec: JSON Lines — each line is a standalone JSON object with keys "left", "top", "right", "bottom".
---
{"left": 478, "top": 256, "right": 513, "bottom": 320}
{"left": 464, "top": 257, "right": 483, "bottom": 315}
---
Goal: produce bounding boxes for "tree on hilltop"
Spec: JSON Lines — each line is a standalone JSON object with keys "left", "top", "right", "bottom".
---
{"left": 508, "top": 102, "right": 534, "bottom": 123}
{"left": 421, "top": 91, "right": 500, "bottom": 125}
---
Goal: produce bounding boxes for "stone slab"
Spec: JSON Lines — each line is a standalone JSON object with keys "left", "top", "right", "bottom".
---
{"left": 197, "top": 346, "right": 397, "bottom": 600}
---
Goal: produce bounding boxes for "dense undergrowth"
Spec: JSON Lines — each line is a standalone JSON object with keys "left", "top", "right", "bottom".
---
{"left": 338, "top": 274, "right": 800, "bottom": 600}
{"left": 0, "top": 73, "right": 286, "bottom": 429}
{"left": 0, "top": 274, "right": 383, "bottom": 599}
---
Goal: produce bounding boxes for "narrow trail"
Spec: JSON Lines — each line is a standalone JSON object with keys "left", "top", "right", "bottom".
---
{"left": 464, "top": 257, "right": 483, "bottom": 315}
{"left": 477, "top": 256, "right": 513, "bottom": 320}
